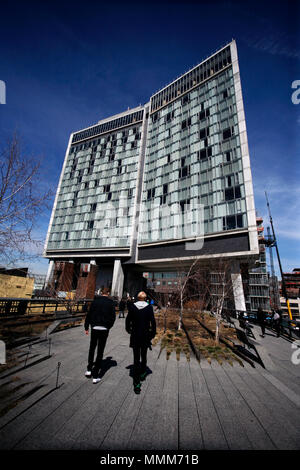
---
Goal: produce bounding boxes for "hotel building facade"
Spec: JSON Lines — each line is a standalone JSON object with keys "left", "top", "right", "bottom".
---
{"left": 44, "top": 40, "right": 259, "bottom": 310}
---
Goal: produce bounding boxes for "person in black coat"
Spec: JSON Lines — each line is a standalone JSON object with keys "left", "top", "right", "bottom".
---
{"left": 84, "top": 287, "right": 116, "bottom": 383}
{"left": 125, "top": 291, "right": 156, "bottom": 393}
{"left": 257, "top": 307, "right": 266, "bottom": 337}
{"left": 118, "top": 298, "right": 126, "bottom": 318}
{"left": 271, "top": 309, "right": 282, "bottom": 337}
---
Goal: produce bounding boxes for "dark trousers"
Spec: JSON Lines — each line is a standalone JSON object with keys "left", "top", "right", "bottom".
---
{"left": 260, "top": 322, "right": 265, "bottom": 336}
{"left": 132, "top": 344, "right": 148, "bottom": 384}
{"left": 274, "top": 321, "right": 281, "bottom": 337}
{"left": 119, "top": 310, "right": 125, "bottom": 318}
{"left": 87, "top": 329, "right": 109, "bottom": 378}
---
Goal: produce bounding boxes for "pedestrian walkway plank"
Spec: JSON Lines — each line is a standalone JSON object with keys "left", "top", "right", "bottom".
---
{"left": 14, "top": 344, "right": 129, "bottom": 450}
{"left": 178, "top": 356, "right": 203, "bottom": 450}
{"left": 148, "top": 352, "right": 178, "bottom": 450}
{"left": 54, "top": 349, "right": 133, "bottom": 449}
{"left": 225, "top": 366, "right": 299, "bottom": 449}
{"left": 201, "top": 364, "right": 252, "bottom": 450}
{"left": 269, "top": 357, "right": 300, "bottom": 396}
{"left": 126, "top": 349, "right": 168, "bottom": 450}
{"left": 236, "top": 367, "right": 300, "bottom": 448}
{"left": 212, "top": 364, "right": 275, "bottom": 450}
{"left": 189, "top": 359, "right": 228, "bottom": 450}
{"left": 0, "top": 316, "right": 299, "bottom": 451}
{"left": 100, "top": 346, "right": 161, "bottom": 450}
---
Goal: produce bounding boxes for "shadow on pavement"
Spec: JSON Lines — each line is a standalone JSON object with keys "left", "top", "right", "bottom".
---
{"left": 235, "top": 345, "right": 265, "bottom": 368}
{"left": 126, "top": 364, "right": 153, "bottom": 394}
{"left": 99, "top": 356, "right": 117, "bottom": 378}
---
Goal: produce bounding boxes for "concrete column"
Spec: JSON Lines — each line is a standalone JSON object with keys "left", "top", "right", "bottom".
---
{"left": 45, "top": 260, "right": 54, "bottom": 287}
{"left": 231, "top": 260, "right": 246, "bottom": 312}
{"left": 111, "top": 259, "right": 124, "bottom": 300}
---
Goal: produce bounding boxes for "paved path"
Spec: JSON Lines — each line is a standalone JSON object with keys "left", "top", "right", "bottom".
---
{"left": 0, "top": 317, "right": 299, "bottom": 451}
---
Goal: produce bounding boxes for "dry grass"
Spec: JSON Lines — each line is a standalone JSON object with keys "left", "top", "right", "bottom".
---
{"left": 153, "top": 309, "right": 191, "bottom": 361}
{"left": 53, "top": 318, "right": 83, "bottom": 332}
{"left": 0, "top": 318, "right": 53, "bottom": 348}
{"left": 153, "top": 308, "right": 242, "bottom": 365}
{"left": 183, "top": 310, "right": 242, "bottom": 365}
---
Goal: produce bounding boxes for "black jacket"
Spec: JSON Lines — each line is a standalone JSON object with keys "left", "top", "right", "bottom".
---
{"left": 256, "top": 308, "right": 265, "bottom": 324}
{"left": 125, "top": 302, "right": 156, "bottom": 348}
{"left": 84, "top": 296, "right": 116, "bottom": 331}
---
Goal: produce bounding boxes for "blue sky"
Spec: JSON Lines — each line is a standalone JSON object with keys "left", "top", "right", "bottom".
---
{"left": 0, "top": 0, "right": 299, "bottom": 277}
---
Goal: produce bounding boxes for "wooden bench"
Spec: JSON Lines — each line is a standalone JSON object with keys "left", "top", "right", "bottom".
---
{"left": 238, "top": 318, "right": 256, "bottom": 339}
{"left": 235, "top": 327, "right": 264, "bottom": 367}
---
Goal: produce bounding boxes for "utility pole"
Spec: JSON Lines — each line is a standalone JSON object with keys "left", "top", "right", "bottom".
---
{"left": 265, "top": 192, "right": 292, "bottom": 320}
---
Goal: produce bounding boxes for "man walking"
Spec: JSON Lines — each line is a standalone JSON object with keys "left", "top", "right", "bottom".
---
{"left": 84, "top": 287, "right": 116, "bottom": 384}
{"left": 257, "top": 306, "right": 266, "bottom": 338}
{"left": 126, "top": 291, "right": 156, "bottom": 394}
{"left": 272, "top": 309, "right": 281, "bottom": 338}
{"left": 118, "top": 298, "right": 126, "bottom": 318}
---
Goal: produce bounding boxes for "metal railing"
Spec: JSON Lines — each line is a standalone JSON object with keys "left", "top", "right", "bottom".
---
{"left": 0, "top": 298, "right": 92, "bottom": 316}
{"left": 222, "top": 308, "right": 300, "bottom": 340}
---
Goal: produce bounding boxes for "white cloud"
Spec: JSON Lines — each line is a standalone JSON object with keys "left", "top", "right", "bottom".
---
{"left": 243, "top": 29, "right": 300, "bottom": 61}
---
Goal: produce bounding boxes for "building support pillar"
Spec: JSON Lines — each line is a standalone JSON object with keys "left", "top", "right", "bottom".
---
{"left": 231, "top": 260, "right": 246, "bottom": 313}
{"left": 111, "top": 259, "right": 124, "bottom": 300}
{"left": 45, "top": 260, "right": 54, "bottom": 287}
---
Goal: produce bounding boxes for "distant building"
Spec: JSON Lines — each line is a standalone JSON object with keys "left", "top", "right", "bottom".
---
{"left": 269, "top": 274, "right": 281, "bottom": 310}
{"left": 243, "top": 216, "right": 271, "bottom": 312}
{"left": 146, "top": 271, "right": 179, "bottom": 293}
{"left": 0, "top": 268, "right": 34, "bottom": 298}
{"left": 32, "top": 274, "right": 47, "bottom": 297}
{"left": 278, "top": 269, "right": 300, "bottom": 318}
{"left": 33, "top": 274, "right": 47, "bottom": 291}
{"left": 280, "top": 297, "right": 300, "bottom": 318}
{"left": 280, "top": 269, "right": 300, "bottom": 299}
{"left": 0, "top": 267, "right": 28, "bottom": 277}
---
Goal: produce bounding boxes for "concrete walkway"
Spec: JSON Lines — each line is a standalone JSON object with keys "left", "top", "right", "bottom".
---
{"left": 0, "top": 316, "right": 299, "bottom": 451}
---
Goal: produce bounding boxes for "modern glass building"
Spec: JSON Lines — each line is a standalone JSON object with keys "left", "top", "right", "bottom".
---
{"left": 46, "top": 107, "right": 145, "bottom": 251}
{"left": 44, "top": 40, "right": 259, "bottom": 308}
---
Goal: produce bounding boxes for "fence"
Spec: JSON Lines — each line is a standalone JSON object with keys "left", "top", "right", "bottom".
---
{"left": 0, "top": 298, "right": 92, "bottom": 316}
{"left": 223, "top": 308, "right": 300, "bottom": 340}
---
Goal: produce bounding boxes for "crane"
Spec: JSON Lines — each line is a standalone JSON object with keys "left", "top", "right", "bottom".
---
{"left": 266, "top": 226, "right": 280, "bottom": 309}
{"left": 265, "top": 192, "right": 293, "bottom": 320}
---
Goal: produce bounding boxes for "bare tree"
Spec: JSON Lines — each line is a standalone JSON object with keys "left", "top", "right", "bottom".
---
{"left": 0, "top": 134, "right": 52, "bottom": 265}
{"left": 167, "top": 257, "right": 245, "bottom": 343}
{"left": 146, "top": 288, "right": 169, "bottom": 332}
{"left": 195, "top": 258, "right": 243, "bottom": 344}
{"left": 168, "top": 257, "right": 204, "bottom": 330}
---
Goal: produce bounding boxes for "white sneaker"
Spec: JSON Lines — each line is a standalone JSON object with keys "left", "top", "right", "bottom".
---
{"left": 93, "top": 378, "right": 101, "bottom": 384}
{"left": 85, "top": 371, "right": 92, "bottom": 377}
